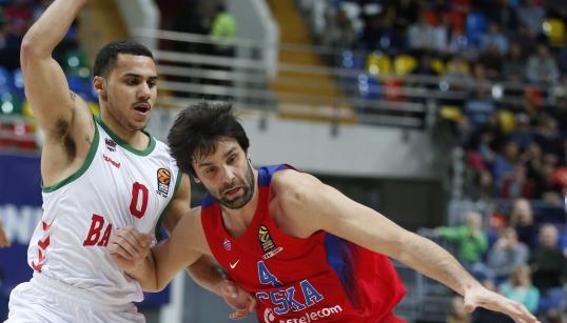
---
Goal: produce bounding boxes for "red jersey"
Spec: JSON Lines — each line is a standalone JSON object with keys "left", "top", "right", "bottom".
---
{"left": 201, "top": 165, "right": 407, "bottom": 323}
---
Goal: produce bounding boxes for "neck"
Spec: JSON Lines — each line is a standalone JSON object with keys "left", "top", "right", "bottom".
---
{"left": 220, "top": 168, "right": 259, "bottom": 237}
{"left": 100, "top": 109, "right": 147, "bottom": 150}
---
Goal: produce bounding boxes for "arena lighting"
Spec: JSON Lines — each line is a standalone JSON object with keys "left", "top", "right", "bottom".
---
{"left": 1, "top": 101, "right": 13, "bottom": 114}
{"left": 492, "top": 84, "right": 503, "bottom": 100}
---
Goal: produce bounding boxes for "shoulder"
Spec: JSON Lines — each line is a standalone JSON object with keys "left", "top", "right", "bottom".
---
{"left": 270, "top": 168, "right": 331, "bottom": 216}
{"left": 271, "top": 168, "right": 322, "bottom": 197}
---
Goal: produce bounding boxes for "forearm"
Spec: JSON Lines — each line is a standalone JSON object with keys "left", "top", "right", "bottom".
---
{"left": 398, "top": 232, "right": 481, "bottom": 295}
{"left": 186, "top": 255, "right": 226, "bottom": 296}
{"left": 22, "top": 0, "right": 87, "bottom": 57}
{"left": 127, "top": 254, "right": 160, "bottom": 292}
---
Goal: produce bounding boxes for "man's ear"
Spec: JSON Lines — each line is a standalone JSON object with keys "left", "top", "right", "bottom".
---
{"left": 93, "top": 76, "right": 107, "bottom": 101}
{"left": 193, "top": 176, "right": 201, "bottom": 184}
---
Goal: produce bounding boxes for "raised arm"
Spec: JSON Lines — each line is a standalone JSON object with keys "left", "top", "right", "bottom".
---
{"left": 21, "top": 0, "right": 93, "bottom": 182}
{"left": 274, "top": 170, "right": 539, "bottom": 323}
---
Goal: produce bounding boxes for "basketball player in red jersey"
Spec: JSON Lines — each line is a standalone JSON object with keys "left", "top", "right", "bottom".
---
{"left": 110, "top": 102, "right": 539, "bottom": 323}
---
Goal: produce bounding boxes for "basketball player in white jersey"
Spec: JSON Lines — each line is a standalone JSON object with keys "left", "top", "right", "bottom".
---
{"left": 4, "top": 0, "right": 253, "bottom": 321}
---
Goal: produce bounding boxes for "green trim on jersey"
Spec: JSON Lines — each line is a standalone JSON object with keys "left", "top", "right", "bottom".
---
{"left": 42, "top": 120, "right": 100, "bottom": 193}
{"left": 155, "top": 171, "right": 184, "bottom": 240}
{"left": 95, "top": 116, "right": 156, "bottom": 156}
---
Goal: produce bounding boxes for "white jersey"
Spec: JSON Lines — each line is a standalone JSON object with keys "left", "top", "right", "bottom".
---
{"left": 27, "top": 117, "right": 181, "bottom": 306}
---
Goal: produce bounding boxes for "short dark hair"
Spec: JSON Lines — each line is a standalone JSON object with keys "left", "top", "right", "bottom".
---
{"left": 168, "top": 102, "right": 250, "bottom": 176}
{"left": 93, "top": 40, "right": 154, "bottom": 78}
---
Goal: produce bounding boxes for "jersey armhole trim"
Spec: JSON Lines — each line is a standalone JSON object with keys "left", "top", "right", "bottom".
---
{"left": 42, "top": 118, "right": 100, "bottom": 193}
{"left": 155, "top": 170, "right": 183, "bottom": 240}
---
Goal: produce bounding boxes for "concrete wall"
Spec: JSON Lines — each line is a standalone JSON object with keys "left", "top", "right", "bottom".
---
{"left": 242, "top": 115, "right": 439, "bottom": 179}
{"left": 148, "top": 111, "right": 439, "bottom": 180}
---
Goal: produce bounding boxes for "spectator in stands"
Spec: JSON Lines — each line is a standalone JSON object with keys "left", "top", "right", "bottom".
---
{"left": 526, "top": 44, "right": 560, "bottom": 85}
{"left": 492, "top": 140, "right": 520, "bottom": 191}
{"left": 3, "top": 0, "right": 33, "bottom": 37}
{"left": 464, "top": 83, "right": 495, "bottom": 125}
{"left": 534, "top": 114, "right": 562, "bottom": 157}
{"left": 500, "top": 163, "right": 536, "bottom": 198}
{"left": 528, "top": 224, "right": 566, "bottom": 314}
{"left": 544, "top": 309, "right": 567, "bottom": 323}
{"left": 435, "top": 211, "right": 489, "bottom": 270}
{"left": 209, "top": 2, "right": 236, "bottom": 57}
{"left": 499, "top": 265, "right": 540, "bottom": 314}
{"left": 478, "top": 43, "right": 504, "bottom": 79}
{"left": 488, "top": 0, "right": 518, "bottom": 32}
{"left": 487, "top": 227, "right": 529, "bottom": 284}
{"left": 480, "top": 22, "right": 509, "bottom": 55}
{"left": 447, "top": 296, "right": 471, "bottom": 323}
{"left": 517, "top": 0, "right": 545, "bottom": 36}
{"left": 407, "top": 12, "right": 434, "bottom": 52}
{"left": 502, "top": 42, "right": 526, "bottom": 82}
{"left": 321, "top": 7, "right": 356, "bottom": 51}
{"left": 0, "top": 20, "right": 23, "bottom": 70}
{"left": 509, "top": 198, "right": 538, "bottom": 249}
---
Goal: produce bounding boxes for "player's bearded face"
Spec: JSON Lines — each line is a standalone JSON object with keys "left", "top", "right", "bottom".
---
{"left": 217, "top": 161, "right": 255, "bottom": 209}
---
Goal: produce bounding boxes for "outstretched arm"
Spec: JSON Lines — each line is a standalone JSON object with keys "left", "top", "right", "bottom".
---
{"left": 274, "top": 170, "right": 539, "bottom": 323}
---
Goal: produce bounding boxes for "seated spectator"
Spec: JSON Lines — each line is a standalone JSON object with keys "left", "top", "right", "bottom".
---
{"left": 502, "top": 42, "right": 525, "bottom": 82}
{"left": 492, "top": 140, "right": 520, "bottom": 191}
{"left": 499, "top": 163, "right": 536, "bottom": 198}
{"left": 407, "top": 12, "right": 434, "bottom": 51}
{"left": 321, "top": 7, "right": 356, "bottom": 51}
{"left": 488, "top": 0, "right": 518, "bottom": 31}
{"left": 528, "top": 224, "right": 566, "bottom": 314}
{"left": 464, "top": 84, "right": 495, "bottom": 125}
{"left": 435, "top": 211, "right": 489, "bottom": 269}
{"left": 526, "top": 44, "right": 560, "bottom": 85}
{"left": 517, "top": 0, "right": 545, "bottom": 36}
{"left": 509, "top": 198, "right": 538, "bottom": 249}
{"left": 478, "top": 43, "right": 504, "bottom": 79}
{"left": 480, "top": 22, "right": 509, "bottom": 55}
{"left": 487, "top": 227, "right": 529, "bottom": 283}
{"left": 499, "top": 265, "right": 540, "bottom": 314}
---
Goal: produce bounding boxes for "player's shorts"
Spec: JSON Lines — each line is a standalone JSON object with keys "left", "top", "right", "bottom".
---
{"left": 4, "top": 274, "right": 145, "bottom": 323}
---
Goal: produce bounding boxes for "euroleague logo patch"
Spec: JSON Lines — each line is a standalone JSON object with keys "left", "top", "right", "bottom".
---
{"left": 156, "top": 168, "right": 172, "bottom": 198}
{"left": 258, "top": 225, "right": 283, "bottom": 259}
{"left": 223, "top": 238, "right": 232, "bottom": 251}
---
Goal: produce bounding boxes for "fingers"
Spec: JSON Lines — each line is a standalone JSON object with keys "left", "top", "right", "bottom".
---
{"left": 108, "top": 226, "right": 152, "bottom": 260}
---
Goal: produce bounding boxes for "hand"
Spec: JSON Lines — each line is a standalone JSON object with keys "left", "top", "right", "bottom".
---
{"left": 107, "top": 226, "right": 152, "bottom": 273}
{"left": 464, "top": 285, "right": 540, "bottom": 323}
{"left": 218, "top": 279, "right": 256, "bottom": 320}
{"left": 0, "top": 223, "right": 9, "bottom": 248}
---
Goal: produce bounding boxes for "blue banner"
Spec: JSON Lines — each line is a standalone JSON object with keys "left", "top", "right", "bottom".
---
{"left": 0, "top": 153, "right": 169, "bottom": 315}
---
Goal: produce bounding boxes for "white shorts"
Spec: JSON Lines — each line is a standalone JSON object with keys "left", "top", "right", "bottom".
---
{"left": 4, "top": 275, "right": 145, "bottom": 323}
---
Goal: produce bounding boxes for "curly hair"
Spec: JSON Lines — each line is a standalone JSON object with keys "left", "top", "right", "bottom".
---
{"left": 167, "top": 102, "right": 250, "bottom": 176}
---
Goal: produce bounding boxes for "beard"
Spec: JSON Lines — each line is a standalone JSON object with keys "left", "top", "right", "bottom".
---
{"left": 217, "top": 162, "right": 255, "bottom": 209}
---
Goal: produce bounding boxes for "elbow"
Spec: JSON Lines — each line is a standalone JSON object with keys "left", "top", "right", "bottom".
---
{"left": 20, "top": 34, "right": 49, "bottom": 66}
